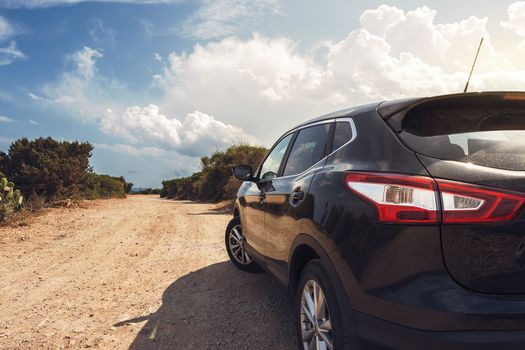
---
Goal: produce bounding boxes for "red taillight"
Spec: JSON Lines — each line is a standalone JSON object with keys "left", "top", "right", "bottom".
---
{"left": 436, "top": 179, "right": 525, "bottom": 223}
{"left": 345, "top": 172, "right": 439, "bottom": 224}
{"left": 345, "top": 172, "right": 525, "bottom": 224}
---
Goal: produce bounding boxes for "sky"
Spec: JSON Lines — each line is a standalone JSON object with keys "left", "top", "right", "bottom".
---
{"left": 1, "top": 0, "right": 525, "bottom": 188}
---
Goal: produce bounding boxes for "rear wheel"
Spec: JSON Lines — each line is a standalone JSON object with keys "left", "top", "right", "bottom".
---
{"left": 296, "top": 260, "right": 347, "bottom": 350}
{"left": 225, "top": 217, "right": 260, "bottom": 272}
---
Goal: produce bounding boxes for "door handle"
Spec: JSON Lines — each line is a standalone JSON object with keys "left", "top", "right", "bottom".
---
{"left": 290, "top": 191, "right": 305, "bottom": 202}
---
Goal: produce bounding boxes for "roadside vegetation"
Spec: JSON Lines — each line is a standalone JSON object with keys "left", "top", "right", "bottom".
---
{"left": 132, "top": 188, "right": 161, "bottom": 195}
{"left": 0, "top": 137, "right": 133, "bottom": 224}
{"left": 0, "top": 177, "right": 24, "bottom": 223}
{"left": 0, "top": 137, "right": 266, "bottom": 224}
{"left": 160, "top": 144, "right": 267, "bottom": 201}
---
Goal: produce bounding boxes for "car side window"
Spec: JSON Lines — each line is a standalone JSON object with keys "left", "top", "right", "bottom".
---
{"left": 282, "top": 123, "right": 331, "bottom": 176}
{"left": 331, "top": 121, "right": 353, "bottom": 151}
{"left": 259, "top": 134, "right": 293, "bottom": 181}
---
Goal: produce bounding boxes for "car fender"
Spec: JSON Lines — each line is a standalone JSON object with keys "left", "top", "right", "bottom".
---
{"left": 288, "top": 233, "right": 359, "bottom": 333}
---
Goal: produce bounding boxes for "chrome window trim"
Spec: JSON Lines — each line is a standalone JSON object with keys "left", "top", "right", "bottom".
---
{"left": 333, "top": 117, "right": 357, "bottom": 150}
{"left": 256, "top": 119, "right": 336, "bottom": 180}
{"left": 274, "top": 117, "right": 357, "bottom": 180}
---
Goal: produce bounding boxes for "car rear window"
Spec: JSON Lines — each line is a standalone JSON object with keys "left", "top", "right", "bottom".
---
{"left": 398, "top": 106, "right": 525, "bottom": 171}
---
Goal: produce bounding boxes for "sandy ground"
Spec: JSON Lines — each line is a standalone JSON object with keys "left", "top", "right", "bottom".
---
{"left": 0, "top": 195, "right": 296, "bottom": 349}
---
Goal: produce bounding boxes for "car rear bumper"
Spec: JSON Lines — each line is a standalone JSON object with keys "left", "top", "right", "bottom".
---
{"left": 355, "top": 312, "right": 525, "bottom": 350}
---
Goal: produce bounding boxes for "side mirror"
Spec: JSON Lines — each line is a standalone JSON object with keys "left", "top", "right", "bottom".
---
{"left": 232, "top": 165, "right": 254, "bottom": 181}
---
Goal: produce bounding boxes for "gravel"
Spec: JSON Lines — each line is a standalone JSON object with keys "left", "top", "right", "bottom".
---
{"left": 0, "top": 195, "right": 297, "bottom": 349}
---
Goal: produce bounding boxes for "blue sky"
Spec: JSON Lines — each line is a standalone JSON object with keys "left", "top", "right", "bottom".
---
{"left": 1, "top": 0, "right": 525, "bottom": 187}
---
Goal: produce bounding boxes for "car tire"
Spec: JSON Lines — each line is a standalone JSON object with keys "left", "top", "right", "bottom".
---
{"left": 295, "top": 259, "right": 348, "bottom": 350}
{"left": 225, "top": 217, "right": 261, "bottom": 273}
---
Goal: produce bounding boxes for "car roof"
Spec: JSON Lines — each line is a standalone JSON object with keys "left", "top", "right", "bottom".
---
{"left": 292, "top": 91, "right": 525, "bottom": 132}
{"left": 293, "top": 102, "right": 380, "bottom": 130}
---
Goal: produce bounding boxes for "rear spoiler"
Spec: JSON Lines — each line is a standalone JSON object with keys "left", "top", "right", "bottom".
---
{"left": 377, "top": 91, "right": 525, "bottom": 132}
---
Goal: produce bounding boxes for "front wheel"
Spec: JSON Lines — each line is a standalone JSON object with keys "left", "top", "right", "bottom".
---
{"left": 296, "top": 260, "right": 347, "bottom": 350}
{"left": 225, "top": 217, "right": 261, "bottom": 272}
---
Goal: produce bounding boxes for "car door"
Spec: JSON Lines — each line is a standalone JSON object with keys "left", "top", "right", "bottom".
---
{"left": 263, "top": 122, "right": 333, "bottom": 283}
{"left": 242, "top": 133, "right": 293, "bottom": 256}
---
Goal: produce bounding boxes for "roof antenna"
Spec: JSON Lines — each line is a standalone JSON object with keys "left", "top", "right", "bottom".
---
{"left": 463, "top": 37, "right": 484, "bottom": 93}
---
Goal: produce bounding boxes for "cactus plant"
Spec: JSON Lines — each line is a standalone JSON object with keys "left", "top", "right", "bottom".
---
{"left": 13, "top": 190, "right": 22, "bottom": 206}
{"left": 0, "top": 176, "right": 24, "bottom": 223}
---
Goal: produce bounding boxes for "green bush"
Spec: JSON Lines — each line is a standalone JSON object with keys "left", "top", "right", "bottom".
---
{"left": 161, "top": 176, "right": 197, "bottom": 199}
{"left": 81, "top": 173, "right": 126, "bottom": 199}
{"left": 160, "top": 179, "right": 177, "bottom": 198}
{"left": 0, "top": 177, "right": 24, "bottom": 223}
{"left": 0, "top": 137, "right": 132, "bottom": 202}
{"left": 133, "top": 188, "right": 161, "bottom": 195}
{"left": 0, "top": 137, "right": 92, "bottom": 200}
{"left": 125, "top": 182, "right": 134, "bottom": 194}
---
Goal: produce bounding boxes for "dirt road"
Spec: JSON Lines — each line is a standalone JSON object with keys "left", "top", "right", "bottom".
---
{"left": 0, "top": 195, "right": 296, "bottom": 349}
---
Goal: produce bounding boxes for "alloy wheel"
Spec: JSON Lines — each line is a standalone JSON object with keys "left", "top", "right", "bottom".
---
{"left": 300, "top": 280, "right": 333, "bottom": 350}
{"left": 228, "top": 224, "right": 252, "bottom": 265}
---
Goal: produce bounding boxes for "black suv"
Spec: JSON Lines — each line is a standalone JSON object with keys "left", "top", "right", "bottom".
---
{"left": 225, "top": 92, "right": 525, "bottom": 349}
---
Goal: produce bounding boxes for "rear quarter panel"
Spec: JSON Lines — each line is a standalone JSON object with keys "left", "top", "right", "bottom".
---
{"left": 300, "top": 110, "right": 463, "bottom": 330}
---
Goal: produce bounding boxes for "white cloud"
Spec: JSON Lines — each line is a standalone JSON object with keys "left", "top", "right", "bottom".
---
{"left": 88, "top": 18, "right": 116, "bottom": 46}
{"left": 69, "top": 46, "right": 103, "bottom": 79}
{"left": 29, "top": 120, "right": 39, "bottom": 125}
{"left": 141, "top": 19, "right": 155, "bottom": 40}
{"left": 0, "top": 16, "right": 26, "bottom": 65}
{"left": 152, "top": 5, "right": 525, "bottom": 144}
{"left": 178, "top": 0, "right": 282, "bottom": 40}
{"left": 100, "top": 105, "right": 256, "bottom": 156}
{"left": 0, "top": 16, "right": 16, "bottom": 41}
{"left": 153, "top": 52, "right": 162, "bottom": 61}
{"left": 29, "top": 91, "right": 75, "bottom": 104}
{"left": 38, "top": 46, "right": 131, "bottom": 119}
{"left": 0, "top": 41, "right": 25, "bottom": 65}
{"left": 0, "top": 116, "right": 14, "bottom": 123}
{"left": 502, "top": 1, "right": 525, "bottom": 37}
{"left": 33, "top": 5, "right": 525, "bottom": 154}
{"left": 154, "top": 34, "right": 328, "bottom": 138}
{"left": 28, "top": 92, "right": 42, "bottom": 100}
{"left": 38, "top": 46, "right": 129, "bottom": 118}
{"left": 94, "top": 143, "right": 166, "bottom": 157}
{"left": 0, "top": 0, "right": 182, "bottom": 9}
{"left": 35, "top": 46, "right": 257, "bottom": 157}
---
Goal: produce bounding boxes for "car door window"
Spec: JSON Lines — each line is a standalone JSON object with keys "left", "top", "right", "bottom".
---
{"left": 283, "top": 123, "right": 330, "bottom": 176}
{"left": 259, "top": 134, "right": 293, "bottom": 181}
{"left": 332, "top": 121, "right": 353, "bottom": 151}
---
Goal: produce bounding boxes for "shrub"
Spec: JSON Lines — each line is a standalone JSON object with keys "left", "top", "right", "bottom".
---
{"left": 160, "top": 179, "right": 177, "bottom": 198}
{"left": 133, "top": 188, "right": 161, "bottom": 195}
{"left": 27, "top": 191, "right": 45, "bottom": 212}
{"left": 194, "top": 144, "right": 267, "bottom": 201}
{"left": 81, "top": 173, "right": 126, "bottom": 199}
{"left": 0, "top": 137, "right": 92, "bottom": 200}
{"left": 0, "top": 177, "right": 24, "bottom": 223}
{"left": 0, "top": 137, "right": 132, "bottom": 202}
